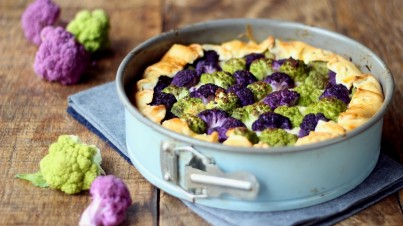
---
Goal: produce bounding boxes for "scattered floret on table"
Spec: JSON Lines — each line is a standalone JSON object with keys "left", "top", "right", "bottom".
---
{"left": 263, "top": 89, "right": 300, "bottom": 110}
{"left": 67, "top": 9, "right": 110, "bottom": 53}
{"left": 21, "top": 0, "right": 60, "bottom": 45}
{"left": 304, "top": 98, "right": 347, "bottom": 121}
{"left": 274, "top": 106, "right": 304, "bottom": 127}
{"left": 79, "top": 175, "right": 132, "bottom": 226}
{"left": 171, "top": 96, "right": 206, "bottom": 117}
{"left": 258, "top": 128, "right": 298, "bottom": 147}
{"left": 171, "top": 69, "right": 199, "bottom": 88}
{"left": 221, "top": 58, "right": 246, "bottom": 74}
{"left": 33, "top": 26, "right": 90, "bottom": 85}
{"left": 293, "top": 83, "right": 323, "bottom": 106}
{"left": 199, "top": 71, "right": 236, "bottom": 89}
{"left": 264, "top": 72, "right": 295, "bottom": 91}
{"left": 16, "top": 135, "right": 104, "bottom": 194}
{"left": 247, "top": 81, "right": 272, "bottom": 101}
{"left": 251, "top": 112, "right": 293, "bottom": 131}
{"left": 231, "top": 102, "right": 272, "bottom": 129}
{"left": 278, "top": 57, "right": 309, "bottom": 82}
{"left": 299, "top": 113, "right": 329, "bottom": 137}
{"left": 320, "top": 84, "right": 350, "bottom": 104}
{"left": 249, "top": 58, "right": 274, "bottom": 80}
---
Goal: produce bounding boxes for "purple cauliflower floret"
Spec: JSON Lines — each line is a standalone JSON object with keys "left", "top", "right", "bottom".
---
{"left": 79, "top": 175, "right": 132, "bottom": 226}
{"left": 171, "top": 69, "right": 199, "bottom": 88}
{"left": 195, "top": 50, "right": 221, "bottom": 75}
{"left": 149, "top": 92, "right": 177, "bottom": 110}
{"left": 33, "top": 26, "right": 90, "bottom": 85}
{"left": 244, "top": 53, "right": 265, "bottom": 69}
{"left": 328, "top": 70, "right": 337, "bottom": 86}
{"left": 208, "top": 117, "right": 246, "bottom": 142}
{"left": 251, "top": 112, "right": 292, "bottom": 131}
{"left": 198, "top": 109, "right": 230, "bottom": 129}
{"left": 320, "top": 84, "right": 350, "bottom": 104}
{"left": 299, "top": 113, "right": 329, "bottom": 137}
{"left": 191, "top": 83, "right": 224, "bottom": 104}
{"left": 263, "top": 90, "right": 300, "bottom": 110}
{"left": 233, "top": 70, "right": 258, "bottom": 87}
{"left": 21, "top": 0, "right": 61, "bottom": 45}
{"left": 272, "top": 59, "right": 286, "bottom": 71}
{"left": 154, "top": 75, "right": 173, "bottom": 93}
{"left": 264, "top": 72, "right": 295, "bottom": 91}
{"left": 227, "top": 86, "right": 255, "bottom": 107}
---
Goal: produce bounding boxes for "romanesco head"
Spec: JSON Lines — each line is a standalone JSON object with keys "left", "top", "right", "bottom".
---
{"left": 206, "top": 90, "right": 239, "bottom": 114}
{"left": 274, "top": 105, "right": 304, "bottom": 128}
{"left": 162, "top": 85, "right": 190, "bottom": 100}
{"left": 249, "top": 58, "right": 274, "bottom": 80}
{"left": 227, "top": 127, "right": 259, "bottom": 144}
{"left": 293, "top": 83, "right": 323, "bottom": 106}
{"left": 246, "top": 81, "right": 272, "bottom": 101}
{"left": 182, "top": 113, "right": 207, "bottom": 134}
{"left": 39, "top": 135, "right": 104, "bottom": 194}
{"left": 66, "top": 9, "right": 110, "bottom": 52}
{"left": 305, "top": 61, "right": 330, "bottom": 89}
{"left": 221, "top": 58, "right": 246, "bottom": 74}
{"left": 304, "top": 98, "right": 347, "bottom": 121}
{"left": 199, "top": 71, "right": 236, "bottom": 89}
{"left": 171, "top": 97, "right": 206, "bottom": 117}
{"left": 258, "top": 128, "right": 297, "bottom": 147}
{"left": 278, "top": 57, "right": 309, "bottom": 82}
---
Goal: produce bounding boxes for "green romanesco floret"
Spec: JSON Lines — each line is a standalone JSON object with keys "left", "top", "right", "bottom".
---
{"left": 279, "top": 58, "right": 309, "bottom": 82}
{"left": 206, "top": 90, "right": 239, "bottom": 114}
{"left": 274, "top": 106, "right": 304, "bottom": 128}
{"left": 66, "top": 9, "right": 110, "bottom": 52}
{"left": 227, "top": 127, "right": 259, "bottom": 144}
{"left": 182, "top": 113, "right": 207, "bottom": 134}
{"left": 162, "top": 85, "right": 190, "bottom": 100}
{"left": 246, "top": 81, "right": 272, "bottom": 101}
{"left": 199, "top": 71, "right": 236, "bottom": 89}
{"left": 304, "top": 98, "right": 347, "bottom": 121}
{"left": 249, "top": 58, "right": 274, "bottom": 80}
{"left": 305, "top": 61, "right": 329, "bottom": 89}
{"left": 221, "top": 58, "right": 246, "bottom": 74}
{"left": 15, "top": 135, "right": 104, "bottom": 194}
{"left": 171, "top": 97, "right": 206, "bottom": 117}
{"left": 258, "top": 128, "right": 298, "bottom": 147}
{"left": 231, "top": 102, "right": 271, "bottom": 129}
{"left": 293, "top": 83, "right": 323, "bottom": 106}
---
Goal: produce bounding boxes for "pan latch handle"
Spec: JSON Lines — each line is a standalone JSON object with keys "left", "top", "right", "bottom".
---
{"left": 160, "top": 141, "right": 259, "bottom": 201}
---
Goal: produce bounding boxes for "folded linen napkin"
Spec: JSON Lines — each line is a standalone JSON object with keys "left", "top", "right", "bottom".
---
{"left": 67, "top": 82, "right": 403, "bottom": 226}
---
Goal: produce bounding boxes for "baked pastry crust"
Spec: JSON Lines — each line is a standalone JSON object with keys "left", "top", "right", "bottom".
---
{"left": 134, "top": 37, "right": 384, "bottom": 147}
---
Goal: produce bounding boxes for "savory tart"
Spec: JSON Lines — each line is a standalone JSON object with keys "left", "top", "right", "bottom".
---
{"left": 133, "top": 36, "right": 383, "bottom": 148}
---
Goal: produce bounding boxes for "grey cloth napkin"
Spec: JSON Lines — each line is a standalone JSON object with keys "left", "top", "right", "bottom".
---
{"left": 67, "top": 81, "right": 403, "bottom": 226}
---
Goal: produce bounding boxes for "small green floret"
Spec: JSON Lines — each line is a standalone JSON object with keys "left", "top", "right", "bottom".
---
{"left": 246, "top": 81, "right": 272, "bottom": 101}
{"left": 206, "top": 90, "right": 239, "bottom": 114}
{"left": 274, "top": 106, "right": 304, "bottom": 127}
{"left": 182, "top": 114, "right": 207, "bottom": 134}
{"left": 162, "top": 85, "right": 189, "bottom": 100}
{"left": 304, "top": 98, "right": 347, "bottom": 121}
{"left": 221, "top": 58, "right": 246, "bottom": 74}
{"left": 258, "top": 129, "right": 298, "bottom": 147}
{"left": 67, "top": 9, "right": 110, "bottom": 52}
{"left": 231, "top": 102, "right": 271, "bottom": 129}
{"left": 199, "top": 71, "right": 236, "bottom": 89}
{"left": 171, "top": 97, "right": 206, "bottom": 117}
{"left": 293, "top": 83, "right": 323, "bottom": 106}
{"left": 230, "top": 127, "right": 259, "bottom": 144}
{"left": 249, "top": 58, "right": 274, "bottom": 80}
{"left": 15, "top": 135, "right": 104, "bottom": 194}
{"left": 279, "top": 58, "right": 309, "bottom": 82}
{"left": 305, "top": 61, "right": 329, "bottom": 89}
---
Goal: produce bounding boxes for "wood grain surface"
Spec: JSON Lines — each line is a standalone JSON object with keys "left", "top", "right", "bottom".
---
{"left": 0, "top": 0, "right": 402, "bottom": 225}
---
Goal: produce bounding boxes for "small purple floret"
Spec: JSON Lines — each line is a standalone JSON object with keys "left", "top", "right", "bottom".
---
{"left": 171, "top": 69, "right": 199, "bottom": 88}
{"left": 154, "top": 75, "right": 173, "bottom": 93}
{"left": 320, "top": 84, "right": 350, "bottom": 104}
{"left": 299, "top": 113, "right": 329, "bottom": 137}
{"left": 272, "top": 59, "right": 286, "bottom": 71}
{"left": 233, "top": 70, "right": 258, "bottom": 87}
{"left": 251, "top": 112, "right": 292, "bottom": 131}
{"left": 191, "top": 84, "right": 224, "bottom": 104}
{"left": 264, "top": 72, "right": 295, "bottom": 91}
{"left": 263, "top": 90, "right": 300, "bottom": 110}
{"left": 195, "top": 50, "right": 221, "bottom": 75}
{"left": 150, "top": 92, "right": 177, "bottom": 109}
{"left": 21, "top": 0, "right": 61, "bottom": 45}
{"left": 328, "top": 70, "right": 337, "bottom": 86}
{"left": 245, "top": 53, "right": 265, "bottom": 69}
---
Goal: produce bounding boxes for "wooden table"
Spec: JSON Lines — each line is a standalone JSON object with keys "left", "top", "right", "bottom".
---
{"left": 1, "top": 0, "right": 402, "bottom": 225}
